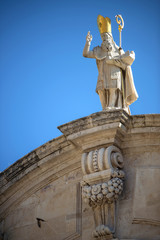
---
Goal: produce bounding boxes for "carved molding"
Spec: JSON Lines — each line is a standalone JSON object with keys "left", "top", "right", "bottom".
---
{"left": 132, "top": 218, "right": 160, "bottom": 226}
{"left": 81, "top": 146, "right": 124, "bottom": 240}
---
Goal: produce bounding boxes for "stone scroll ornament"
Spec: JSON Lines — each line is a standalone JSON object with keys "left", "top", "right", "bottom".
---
{"left": 81, "top": 146, "right": 124, "bottom": 240}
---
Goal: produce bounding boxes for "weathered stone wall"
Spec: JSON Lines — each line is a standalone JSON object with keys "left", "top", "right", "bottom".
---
{"left": 0, "top": 111, "right": 160, "bottom": 240}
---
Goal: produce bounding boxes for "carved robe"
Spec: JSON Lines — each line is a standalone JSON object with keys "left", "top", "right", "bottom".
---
{"left": 93, "top": 46, "right": 138, "bottom": 107}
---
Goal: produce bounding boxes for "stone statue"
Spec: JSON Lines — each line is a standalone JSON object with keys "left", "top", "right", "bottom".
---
{"left": 83, "top": 15, "right": 138, "bottom": 114}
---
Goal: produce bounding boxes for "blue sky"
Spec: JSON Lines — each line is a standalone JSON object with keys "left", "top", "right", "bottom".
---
{"left": 0, "top": 0, "right": 160, "bottom": 171}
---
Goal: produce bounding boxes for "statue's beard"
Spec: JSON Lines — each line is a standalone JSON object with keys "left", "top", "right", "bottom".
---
{"left": 101, "top": 42, "right": 112, "bottom": 52}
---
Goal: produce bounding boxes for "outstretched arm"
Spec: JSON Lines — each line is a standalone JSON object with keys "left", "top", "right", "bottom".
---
{"left": 83, "top": 31, "right": 95, "bottom": 58}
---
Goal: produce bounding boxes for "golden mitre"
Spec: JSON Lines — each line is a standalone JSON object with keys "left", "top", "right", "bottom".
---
{"left": 97, "top": 15, "right": 112, "bottom": 34}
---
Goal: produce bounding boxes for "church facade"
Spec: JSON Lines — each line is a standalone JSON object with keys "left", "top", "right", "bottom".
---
{"left": 0, "top": 110, "right": 160, "bottom": 240}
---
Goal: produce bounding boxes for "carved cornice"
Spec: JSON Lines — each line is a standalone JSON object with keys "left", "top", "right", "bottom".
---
{"left": 58, "top": 110, "right": 130, "bottom": 137}
{"left": 0, "top": 135, "right": 74, "bottom": 193}
{"left": 58, "top": 110, "right": 130, "bottom": 152}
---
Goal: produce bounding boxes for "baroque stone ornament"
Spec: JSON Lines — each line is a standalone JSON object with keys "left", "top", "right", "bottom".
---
{"left": 83, "top": 15, "right": 138, "bottom": 114}
{"left": 81, "top": 146, "right": 124, "bottom": 239}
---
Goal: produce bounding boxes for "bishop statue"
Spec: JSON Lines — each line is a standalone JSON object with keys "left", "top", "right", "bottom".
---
{"left": 83, "top": 15, "right": 138, "bottom": 114}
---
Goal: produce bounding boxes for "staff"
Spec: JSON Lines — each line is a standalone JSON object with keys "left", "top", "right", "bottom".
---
{"left": 115, "top": 15, "right": 124, "bottom": 49}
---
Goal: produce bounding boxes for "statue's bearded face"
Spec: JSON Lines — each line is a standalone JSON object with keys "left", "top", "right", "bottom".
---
{"left": 101, "top": 33, "right": 113, "bottom": 52}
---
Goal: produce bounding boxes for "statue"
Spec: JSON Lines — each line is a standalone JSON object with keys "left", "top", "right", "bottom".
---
{"left": 83, "top": 15, "right": 138, "bottom": 114}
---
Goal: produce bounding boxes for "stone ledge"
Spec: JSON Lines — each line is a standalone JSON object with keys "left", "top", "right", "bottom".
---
{"left": 58, "top": 110, "right": 130, "bottom": 137}
{"left": 0, "top": 135, "right": 74, "bottom": 191}
{"left": 130, "top": 114, "right": 160, "bottom": 128}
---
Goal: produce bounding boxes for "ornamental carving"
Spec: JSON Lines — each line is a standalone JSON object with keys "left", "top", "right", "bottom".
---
{"left": 81, "top": 146, "right": 124, "bottom": 175}
{"left": 82, "top": 177, "right": 123, "bottom": 206}
{"left": 81, "top": 146, "right": 124, "bottom": 240}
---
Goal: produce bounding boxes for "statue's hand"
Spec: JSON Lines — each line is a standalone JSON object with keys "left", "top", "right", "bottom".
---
{"left": 86, "top": 31, "right": 92, "bottom": 44}
{"left": 83, "top": 31, "right": 94, "bottom": 58}
{"left": 120, "top": 51, "right": 135, "bottom": 65}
